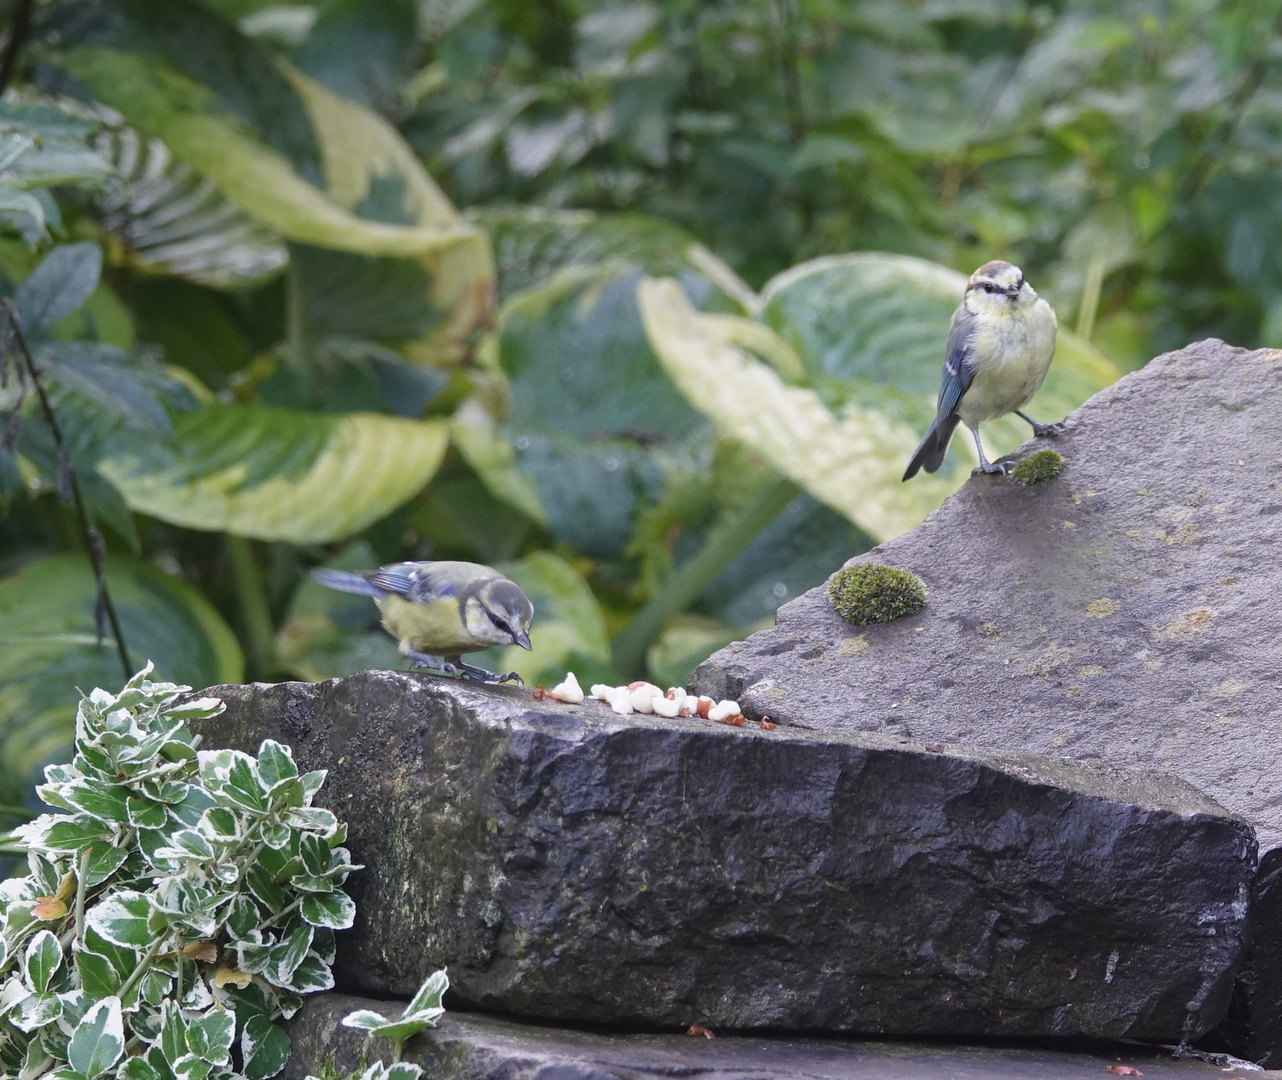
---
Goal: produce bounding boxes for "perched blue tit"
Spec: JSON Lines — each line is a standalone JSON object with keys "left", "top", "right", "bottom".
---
{"left": 903, "top": 260, "right": 1062, "bottom": 480}
{"left": 310, "top": 561, "right": 534, "bottom": 684}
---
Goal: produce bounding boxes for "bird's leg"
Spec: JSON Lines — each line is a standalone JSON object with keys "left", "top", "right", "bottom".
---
{"left": 969, "top": 426, "right": 1011, "bottom": 476}
{"left": 1016, "top": 410, "right": 1066, "bottom": 438}
{"left": 454, "top": 659, "right": 525, "bottom": 687}
{"left": 403, "top": 650, "right": 461, "bottom": 678}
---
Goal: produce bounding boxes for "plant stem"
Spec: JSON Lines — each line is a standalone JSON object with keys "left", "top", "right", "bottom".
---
{"left": 118, "top": 935, "right": 165, "bottom": 1001}
{"left": 610, "top": 475, "right": 800, "bottom": 678}
{"left": 74, "top": 848, "right": 89, "bottom": 948}
{"left": 4, "top": 303, "right": 132, "bottom": 681}
{"left": 227, "top": 535, "right": 275, "bottom": 679}
{"left": 0, "top": 0, "right": 35, "bottom": 96}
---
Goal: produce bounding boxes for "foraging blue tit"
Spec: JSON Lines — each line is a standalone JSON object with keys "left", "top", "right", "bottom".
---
{"left": 903, "top": 260, "right": 1062, "bottom": 480}
{"left": 310, "top": 561, "right": 534, "bottom": 685}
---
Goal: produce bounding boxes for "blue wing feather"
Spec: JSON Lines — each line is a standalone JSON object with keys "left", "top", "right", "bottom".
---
{"left": 935, "top": 310, "right": 976, "bottom": 422}
{"left": 902, "top": 306, "right": 976, "bottom": 480}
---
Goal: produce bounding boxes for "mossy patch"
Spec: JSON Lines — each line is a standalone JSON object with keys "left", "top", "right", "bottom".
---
{"left": 1011, "top": 449, "right": 1064, "bottom": 485}
{"left": 827, "top": 565, "right": 926, "bottom": 626}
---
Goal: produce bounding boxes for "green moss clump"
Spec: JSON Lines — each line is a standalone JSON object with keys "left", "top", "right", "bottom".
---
{"left": 1011, "top": 449, "right": 1064, "bottom": 485}
{"left": 827, "top": 564, "right": 926, "bottom": 626}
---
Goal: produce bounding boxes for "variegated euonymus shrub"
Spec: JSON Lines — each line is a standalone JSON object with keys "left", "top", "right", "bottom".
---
{"left": 0, "top": 663, "right": 359, "bottom": 1080}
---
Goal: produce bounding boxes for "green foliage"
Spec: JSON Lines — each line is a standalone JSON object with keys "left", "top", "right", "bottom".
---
{"left": 1011, "top": 450, "right": 1065, "bottom": 486}
{"left": 328, "top": 969, "right": 448, "bottom": 1079}
{"left": 827, "top": 565, "right": 927, "bottom": 626}
{"left": 4, "top": 0, "right": 1275, "bottom": 817}
{"left": 1, "top": 664, "right": 356, "bottom": 1080}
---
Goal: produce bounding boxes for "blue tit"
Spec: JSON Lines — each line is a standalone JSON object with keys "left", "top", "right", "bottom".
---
{"left": 310, "top": 561, "right": 534, "bottom": 685}
{"left": 903, "top": 260, "right": 1063, "bottom": 480}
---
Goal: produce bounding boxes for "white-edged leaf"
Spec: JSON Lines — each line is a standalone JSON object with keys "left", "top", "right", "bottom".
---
{"left": 66, "top": 995, "right": 125, "bottom": 1079}
{"left": 85, "top": 891, "right": 153, "bottom": 948}
{"left": 300, "top": 890, "right": 355, "bottom": 930}
{"left": 241, "top": 1014, "right": 290, "bottom": 1080}
{"left": 23, "top": 930, "right": 62, "bottom": 993}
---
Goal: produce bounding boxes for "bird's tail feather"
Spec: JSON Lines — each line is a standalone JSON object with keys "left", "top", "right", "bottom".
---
{"left": 902, "top": 414, "right": 961, "bottom": 481}
{"left": 310, "top": 568, "right": 383, "bottom": 597}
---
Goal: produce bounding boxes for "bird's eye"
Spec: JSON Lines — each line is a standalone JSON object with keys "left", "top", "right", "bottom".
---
{"left": 980, "top": 282, "right": 997, "bottom": 293}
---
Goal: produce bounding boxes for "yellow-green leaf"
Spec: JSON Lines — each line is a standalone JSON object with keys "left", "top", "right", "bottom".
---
{"left": 97, "top": 405, "right": 448, "bottom": 542}
{"left": 640, "top": 270, "right": 1120, "bottom": 543}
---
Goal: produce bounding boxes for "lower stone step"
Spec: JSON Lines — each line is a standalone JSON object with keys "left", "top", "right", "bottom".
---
{"left": 280, "top": 994, "right": 1259, "bottom": 1080}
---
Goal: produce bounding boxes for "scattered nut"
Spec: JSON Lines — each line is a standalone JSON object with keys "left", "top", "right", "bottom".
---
{"left": 548, "top": 672, "right": 585, "bottom": 704}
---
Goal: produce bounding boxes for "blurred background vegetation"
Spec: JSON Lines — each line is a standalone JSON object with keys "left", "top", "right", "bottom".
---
{"left": 1, "top": 0, "right": 1279, "bottom": 820}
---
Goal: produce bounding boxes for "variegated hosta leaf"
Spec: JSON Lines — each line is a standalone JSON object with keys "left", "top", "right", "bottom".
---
{"left": 97, "top": 404, "right": 449, "bottom": 543}
{"left": 51, "top": 0, "right": 495, "bottom": 366}
{"left": 640, "top": 254, "right": 1121, "bottom": 543}
{"left": 640, "top": 273, "right": 1117, "bottom": 544}
{"left": 757, "top": 252, "right": 1119, "bottom": 465}
{"left": 95, "top": 124, "right": 287, "bottom": 290}
{"left": 639, "top": 277, "right": 944, "bottom": 542}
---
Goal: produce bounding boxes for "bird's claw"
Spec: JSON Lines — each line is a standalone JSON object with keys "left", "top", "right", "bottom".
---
{"left": 971, "top": 460, "right": 1012, "bottom": 476}
{"left": 1032, "top": 421, "right": 1066, "bottom": 438}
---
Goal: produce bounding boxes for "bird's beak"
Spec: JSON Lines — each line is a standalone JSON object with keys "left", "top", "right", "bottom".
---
{"left": 513, "top": 629, "right": 532, "bottom": 651}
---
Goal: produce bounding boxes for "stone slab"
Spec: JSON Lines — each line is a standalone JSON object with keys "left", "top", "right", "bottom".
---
{"left": 694, "top": 340, "right": 1282, "bottom": 846}
{"left": 197, "top": 671, "right": 1253, "bottom": 1040}
{"left": 281, "top": 993, "right": 1270, "bottom": 1080}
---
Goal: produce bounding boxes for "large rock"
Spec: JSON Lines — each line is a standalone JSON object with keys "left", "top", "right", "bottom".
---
{"left": 692, "top": 338, "right": 1282, "bottom": 1053}
{"left": 695, "top": 340, "right": 1282, "bottom": 842}
{"left": 281, "top": 993, "right": 1255, "bottom": 1080}
{"left": 197, "top": 671, "right": 1253, "bottom": 1040}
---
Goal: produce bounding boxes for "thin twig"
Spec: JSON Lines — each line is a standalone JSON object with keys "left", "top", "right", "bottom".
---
{"left": 0, "top": 0, "right": 35, "bottom": 97}
{"left": 2, "top": 301, "right": 132, "bottom": 680}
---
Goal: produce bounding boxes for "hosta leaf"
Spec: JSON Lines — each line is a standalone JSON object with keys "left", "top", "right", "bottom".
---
{"left": 52, "top": 0, "right": 495, "bottom": 367}
{"left": 0, "top": 554, "right": 242, "bottom": 809}
{"left": 472, "top": 206, "right": 756, "bottom": 307}
{"left": 294, "top": 0, "right": 418, "bottom": 108}
{"left": 95, "top": 125, "right": 287, "bottom": 290}
{"left": 640, "top": 268, "right": 1119, "bottom": 543}
{"left": 38, "top": 342, "right": 194, "bottom": 433}
{"left": 66, "top": 996, "right": 124, "bottom": 1079}
{"left": 97, "top": 404, "right": 448, "bottom": 543}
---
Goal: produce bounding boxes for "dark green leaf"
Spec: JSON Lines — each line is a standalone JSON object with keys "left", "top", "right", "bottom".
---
{"left": 38, "top": 342, "right": 194, "bottom": 433}
{"left": 13, "top": 243, "right": 103, "bottom": 338}
{"left": 240, "top": 1014, "right": 290, "bottom": 1080}
{"left": 295, "top": 0, "right": 419, "bottom": 107}
{"left": 24, "top": 930, "right": 62, "bottom": 994}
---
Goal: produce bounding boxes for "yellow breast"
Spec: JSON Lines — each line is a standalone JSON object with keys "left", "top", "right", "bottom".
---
{"left": 957, "top": 299, "right": 1057, "bottom": 427}
{"left": 376, "top": 594, "right": 470, "bottom": 655}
